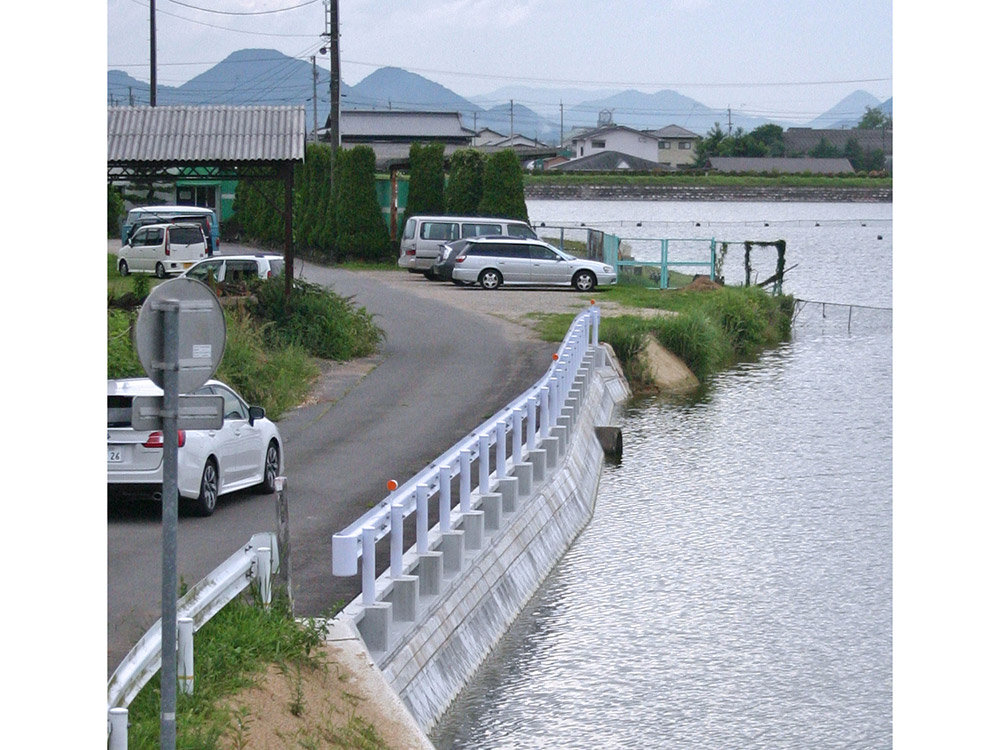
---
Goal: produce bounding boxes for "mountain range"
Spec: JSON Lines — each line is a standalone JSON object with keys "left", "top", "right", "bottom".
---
{"left": 108, "top": 49, "right": 892, "bottom": 145}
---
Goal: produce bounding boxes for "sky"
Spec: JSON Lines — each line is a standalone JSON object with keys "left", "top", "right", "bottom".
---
{"left": 106, "top": 0, "right": 892, "bottom": 124}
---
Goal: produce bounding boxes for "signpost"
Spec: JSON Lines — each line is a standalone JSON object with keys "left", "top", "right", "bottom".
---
{"left": 134, "top": 278, "right": 226, "bottom": 750}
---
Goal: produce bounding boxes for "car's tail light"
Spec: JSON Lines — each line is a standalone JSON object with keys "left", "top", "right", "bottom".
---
{"left": 405, "top": 249, "right": 415, "bottom": 255}
{"left": 455, "top": 256, "right": 465, "bottom": 263}
{"left": 266, "top": 270, "right": 272, "bottom": 278}
{"left": 143, "top": 430, "right": 186, "bottom": 448}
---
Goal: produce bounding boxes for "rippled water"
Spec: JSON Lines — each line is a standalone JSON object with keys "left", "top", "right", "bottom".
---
{"left": 430, "top": 201, "right": 892, "bottom": 749}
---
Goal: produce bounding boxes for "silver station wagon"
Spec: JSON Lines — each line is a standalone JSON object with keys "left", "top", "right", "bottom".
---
{"left": 451, "top": 237, "right": 617, "bottom": 291}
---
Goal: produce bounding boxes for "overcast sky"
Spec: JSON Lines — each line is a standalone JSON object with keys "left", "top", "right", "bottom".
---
{"left": 107, "top": 0, "right": 892, "bottom": 124}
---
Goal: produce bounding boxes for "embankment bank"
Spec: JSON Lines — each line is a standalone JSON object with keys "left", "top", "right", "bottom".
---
{"left": 524, "top": 182, "right": 891, "bottom": 203}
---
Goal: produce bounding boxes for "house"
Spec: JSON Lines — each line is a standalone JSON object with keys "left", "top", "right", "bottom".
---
{"left": 707, "top": 157, "right": 855, "bottom": 174}
{"left": 324, "top": 110, "right": 476, "bottom": 167}
{"left": 647, "top": 125, "right": 700, "bottom": 167}
{"left": 550, "top": 150, "right": 667, "bottom": 172}
{"left": 472, "top": 127, "right": 507, "bottom": 147}
{"left": 570, "top": 124, "right": 659, "bottom": 163}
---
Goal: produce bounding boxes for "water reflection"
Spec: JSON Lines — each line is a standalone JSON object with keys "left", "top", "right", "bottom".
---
{"left": 430, "top": 202, "right": 892, "bottom": 749}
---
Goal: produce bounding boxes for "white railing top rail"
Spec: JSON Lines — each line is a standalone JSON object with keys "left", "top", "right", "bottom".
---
{"left": 331, "top": 305, "right": 601, "bottom": 568}
{"left": 107, "top": 531, "right": 279, "bottom": 711}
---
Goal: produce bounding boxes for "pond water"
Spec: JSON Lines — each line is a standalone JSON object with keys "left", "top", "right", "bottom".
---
{"left": 429, "top": 201, "right": 893, "bottom": 749}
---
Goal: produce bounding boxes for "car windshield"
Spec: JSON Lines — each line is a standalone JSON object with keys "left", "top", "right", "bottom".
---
{"left": 169, "top": 225, "right": 205, "bottom": 245}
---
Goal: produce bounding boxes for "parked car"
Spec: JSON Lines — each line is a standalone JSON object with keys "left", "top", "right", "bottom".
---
{"left": 117, "top": 222, "right": 209, "bottom": 278}
{"left": 122, "top": 205, "right": 220, "bottom": 255}
{"left": 398, "top": 215, "right": 537, "bottom": 277}
{"left": 181, "top": 254, "right": 284, "bottom": 287}
{"left": 451, "top": 237, "right": 617, "bottom": 291}
{"left": 107, "top": 378, "right": 284, "bottom": 516}
{"left": 430, "top": 238, "right": 485, "bottom": 283}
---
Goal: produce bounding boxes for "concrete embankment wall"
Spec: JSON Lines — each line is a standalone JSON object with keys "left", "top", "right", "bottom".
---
{"left": 524, "top": 183, "right": 892, "bottom": 203}
{"left": 330, "top": 344, "right": 630, "bottom": 735}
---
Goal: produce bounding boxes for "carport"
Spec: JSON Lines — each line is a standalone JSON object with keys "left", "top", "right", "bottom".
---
{"left": 107, "top": 105, "right": 306, "bottom": 297}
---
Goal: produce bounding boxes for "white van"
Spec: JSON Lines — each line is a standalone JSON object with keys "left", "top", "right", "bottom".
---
{"left": 122, "top": 205, "right": 220, "bottom": 255}
{"left": 117, "top": 223, "right": 210, "bottom": 278}
{"left": 398, "top": 215, "right": 537, "bottom": 276}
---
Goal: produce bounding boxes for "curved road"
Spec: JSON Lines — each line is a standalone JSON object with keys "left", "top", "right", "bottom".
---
{"left": 107, "top": 259, "right": 554, "bottom": 674}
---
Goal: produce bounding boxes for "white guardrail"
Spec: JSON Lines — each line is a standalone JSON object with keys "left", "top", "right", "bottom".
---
{"left": 106, "top": 527, "right": 281, "bottom": 748}
{"left": 331, "top": 305, "right": 602, "bottom": 602}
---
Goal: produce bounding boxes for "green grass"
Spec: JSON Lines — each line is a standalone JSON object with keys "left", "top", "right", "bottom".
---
{"left": 123, "top": 594, "right": 336, "bottom": 749}
{"left": 531, "top": 283, "right": 793, "bottom": 390}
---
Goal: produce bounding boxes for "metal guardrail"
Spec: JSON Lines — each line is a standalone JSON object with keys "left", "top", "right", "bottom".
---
{"left": 106, "top": 528, "right": 280, "bottom": 745}
{"left": 331, "top": 305, "right": 602, "bottom": 603}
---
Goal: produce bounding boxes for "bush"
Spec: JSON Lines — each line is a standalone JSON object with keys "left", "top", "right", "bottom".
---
{"left": 478, "top": 150, "right": 528, "bottom": 221}
{"left": 252, "top": 277, "right": 384, "bottom": 361}
{"left": 108, "top": 184, "right": 125, "bottom": 238}
{"left": 651, "top": 311, "right": 725, "bottom": 380}
{"left": 108, "top": 309, "right": 142, "bottom": 378}
{"left": 703, "top": 286, "right": 772, "bottom": 357}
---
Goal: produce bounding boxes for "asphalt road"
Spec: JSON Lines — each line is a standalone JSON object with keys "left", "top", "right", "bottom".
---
{"left": 107, "top": 254, "right": 558, "bottom": 675}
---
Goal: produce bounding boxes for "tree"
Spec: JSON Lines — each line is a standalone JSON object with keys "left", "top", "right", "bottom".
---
{"left": 335, "top": 146, "right": 392, "bottom": 262}
{"left": 858, "top": 106, "right": 891, "bottom": 130}
{"left": 402, "top": 142, "right": 445, "bottom": 225}
{"left": 809, "top": 137, "right": 841, "bottom": 159}
{"left": 445, "top": 149, "right": 485, "bottom": 215}
{"left": 108, "top": 184, "right": 125, "bottom": 238}
{"left": 478, "top": 150, "right": 529, "bottom": 221}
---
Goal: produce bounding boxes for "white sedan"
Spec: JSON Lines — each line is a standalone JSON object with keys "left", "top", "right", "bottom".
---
{"left": 107, "top": 378, "right": 284, "bottom": 516}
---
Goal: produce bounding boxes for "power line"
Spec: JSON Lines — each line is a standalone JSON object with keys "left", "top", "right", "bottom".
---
{"left": 167, "top": 0, "right": 318, "bottom": 15}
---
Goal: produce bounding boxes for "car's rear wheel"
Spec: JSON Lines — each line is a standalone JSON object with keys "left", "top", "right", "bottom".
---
{"left": 257, "top": 440, "right": 280, "bottom": 494}
{"left": 191, "top": 458, "right": 219, "bottom": 516}
{"left": 478, "top": 269, "right": 503, "bottom": 290}
{"left": 573, "top": 270, "right": 597, "bottom": 292}
{"left": 118, "top": 260, "right": 130, "bottom": 276}
{"left": 155, "top": 262, "right": 167, "bottom": 279}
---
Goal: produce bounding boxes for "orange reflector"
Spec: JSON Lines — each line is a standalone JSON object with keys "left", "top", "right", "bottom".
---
{"left": 387, "top": 479, "right": 398, "bottom": 491}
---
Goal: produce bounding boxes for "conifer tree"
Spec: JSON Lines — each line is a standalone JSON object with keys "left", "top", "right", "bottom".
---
{"left": 402, "top": 142, "right": 446, "bottom": 225}
{"left": 477, "top": 149, "right": 528, "bottom": 221}
{"left": 445, "top": 148, "right": 485, "bottom": 216}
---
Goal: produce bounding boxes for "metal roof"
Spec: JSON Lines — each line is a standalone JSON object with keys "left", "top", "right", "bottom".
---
{"left": 783, "top": 127, "right": 892, "bottom": 155}
{"left": 648, "top": 124, "right": 701, "bottom": 139}
{"left": 551, "top": 150, "right": 666, "bottom": 172}
{"left": 340, "top": 110, "right": 475, "bottom": 139}
{"left": 107, "top": 105, "right": 306, "bottom": 164}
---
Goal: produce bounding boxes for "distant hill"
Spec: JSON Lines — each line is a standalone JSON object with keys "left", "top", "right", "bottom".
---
{"left": 107, "top": 49, "right": 891, "bottom": 144}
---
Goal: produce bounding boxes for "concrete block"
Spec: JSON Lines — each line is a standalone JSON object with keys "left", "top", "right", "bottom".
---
{"left": 460, "top": 510, "right": 484, "bottom": 551}
{"left": 542, "top": 436, "right": 559, "bottom": 469}
{"left": 417, "top": 551, "right": 443, "bottom": 597}
{"left": 528, "top": 449, "right": 547, "bottom": 482}
{"left": 357, "top": 602, "right": 392, "bottom": 654}
{"left": 498, "top": 476, "right": 519, "bottom": 514}
{"left": 440, "top": 530, "right": 464, "bottom": 575}
{"left": 513, "top": 462, "right": 532, "bottom": 496}
{"left": 390, "top": 575, "right": 419, "bottom": 623}
{"left": 480, "top": 492, "right": 502, "bottom": 532}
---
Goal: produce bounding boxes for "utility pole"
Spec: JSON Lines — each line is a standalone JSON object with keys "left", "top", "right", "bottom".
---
{"left": 150, "top": 0, "right": 157, "bottom": 106}
{"left": 727, "top": 107, "right": 732, "bottom": 136}
{"left": 329, "top": 0, "right": 341, "bottom": 168}
{"left": 560, "top": 101, "right": 564, "bottom": 147}
{"left": 311, "top": 56, "right": 318, "bottom": 141}
{"left": 509, "top": 99, "right": 514, "bottom": 138}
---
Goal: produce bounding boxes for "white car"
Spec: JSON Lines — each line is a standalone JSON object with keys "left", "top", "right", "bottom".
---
{"left": 452, "top": 237, "right": 617, "bottom": 291}
{"left": 180, "top": 254, "right": 285, "bottom": 285}
{"left": 107, "top": 378, "right": 284, "bottom": 516}
{"left": 117, "top": 222, "right": 209, "bottom": 278}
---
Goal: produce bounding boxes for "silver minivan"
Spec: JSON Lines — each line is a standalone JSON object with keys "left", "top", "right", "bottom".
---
{"left": 398, "top": 215, "right": 537, "bottom": 277}
{"left": 117, "top": 222, "right": 209, "bottom": 278}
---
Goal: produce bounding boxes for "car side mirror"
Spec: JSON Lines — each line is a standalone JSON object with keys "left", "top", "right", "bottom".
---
{"left": 248, "top": 405, "right": 265, "bottom": 425}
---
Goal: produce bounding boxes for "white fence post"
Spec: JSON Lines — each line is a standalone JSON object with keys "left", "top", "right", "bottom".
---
{"left": 495, "top": 420, "right": 507, "bottom": 479}
{"left": 459, "top": 449, "right": 472, "bottom": 512}
{"left": 108, "top": 707, "right": 128, "bottom": 750}
{"left": 256, "top": 547, "right": 272, "bottom": 606}
{"left": 416, "top": 484, "right": 429, "bottom": 554}
{"left": 438, "top": 465, "right": 452, "bottom": 532}
{"left": 478, "top": 433, "right": 491, "bottom": 494}
{"left": 177, "top": 617, "right": 194, "bottom": 696}
{"left": 362, "top": 526, "right": 376, "bottom": 605}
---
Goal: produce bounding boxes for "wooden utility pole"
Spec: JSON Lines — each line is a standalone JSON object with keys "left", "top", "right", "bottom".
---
{"left": 329, "top": 0, "right": 340, "bottom": 185}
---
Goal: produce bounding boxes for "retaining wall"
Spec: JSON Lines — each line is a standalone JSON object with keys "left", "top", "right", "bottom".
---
{"left": 330, "top": 344, "right": 630, "bottom": 734}
{"left": 524, "top": 183, "right": 892, "bottom": 203}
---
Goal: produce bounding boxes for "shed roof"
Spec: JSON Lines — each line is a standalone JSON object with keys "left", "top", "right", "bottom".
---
{"left": 783, "top": 127, "right": 892, "bottom": 155}
{"left": 107, "top": 105, "right": 306, "bottom": 164}
{"left": 552, "top": 150, "right": 666, "bottom": 172}
{"left": 339, "top": 110, "right": 475, "bottom": 139}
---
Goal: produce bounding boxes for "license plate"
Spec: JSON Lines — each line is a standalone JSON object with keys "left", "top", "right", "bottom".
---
{"left": 108, "top": 447, "right": 123, "bottom": 463}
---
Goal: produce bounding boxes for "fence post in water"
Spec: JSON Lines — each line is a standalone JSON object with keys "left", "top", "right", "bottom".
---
{"left": 661, "top": 239, "right": 669, "bottom": 289}
{"left": 848, "top": 305, "right": 853, "bottom": 334}
{"left": 459, "top": 449, "right": 472, "bottom": 512}
{"left": 177, "top": 617, "right": 194, "bottom": 696}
